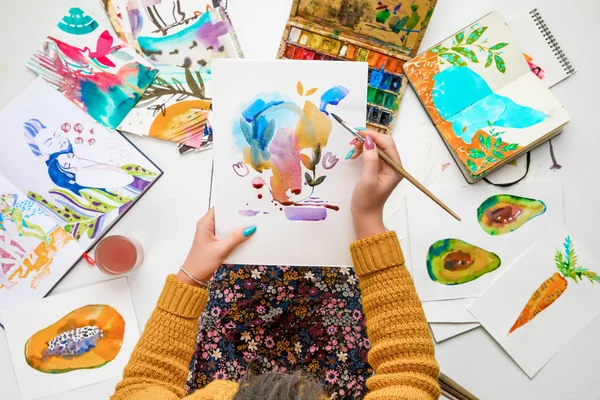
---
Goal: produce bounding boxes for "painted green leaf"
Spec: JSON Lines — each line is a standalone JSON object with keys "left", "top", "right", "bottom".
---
{"left": 485, "top": 51, "right": 494, "bottom": 68}
{"left": 503, "top": 143, "right": 519, "bottom": 151}
{"left": 466, "top": 159, "right": 478, "bottom": 173}
{"left": 494, "top": 54, "right": 506, "bottom": 73}
{"left": 485, "top": 156, "right": 497, "bottom": 163}
{"left": 451, "top": 46, "right": 478, "bottom": 62}
{"left": 492, "top": 150, "right": 505, "bottom": 160}
{"left": 469, "top": 149, "right": 486, "bottom": 158}
{"left": 313, "top": 176, "right": 326, "bottom": 186}
{"left": 455, "top": 31, "right": 465, "bottom": 44}
{"left": 431, "top": 45, "right": 449, "bottom": 54}
{"left": 494, "top": 137, "right": 503, "bottom": 148}
{"left": 490, "top": 42, "right": 509, "bottom": 50}
{"left": 483, "top": 135, "right": 492, "bottom": 150}
{"left": 304, "top": 172, "right": 313, "bottom": 184}
{"left": 438, "top": 53, "right": 467, "bottom": 66}
{"left": 466, "top": 26, "right": 488, "bottom": 44}
{"left": 478, "top": 133, "right": 485, "bottom": 146}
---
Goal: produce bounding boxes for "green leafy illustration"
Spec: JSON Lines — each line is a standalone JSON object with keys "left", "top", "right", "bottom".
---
{"left": 469, "top": 149, "right": 486, "bottom": 158}
{"left": 466, "top": 159, "right": 478, "bottom": 173}
{"left": 483, "top": 135, "right": 492, "bottom": 150}
{"left": 492, "top": 150, "right": 505, "bottom": 160}
{"left": 504, "top": 143, "right": 519, "bottom": 151}
{"left": 430, "top": 45, "right": 449, "bottom": 54}
{"left": 494, "top": 137, "right": 503, "bottom": 148}
{"left": 466, "top": 26, "right": 488, "bottom": 44}
{"left": 438, "top": 52, "right": 467, "bottom": 66}
{"left": 451, "top": 46, "right": 478, "bottom": 62}
{"left": 485, "top": 156, "right": 496, "bottom": 163}
{"left": 463, "top": 133, "right": 520, "bottom": 175}
{"left": 494, "top": 54, "right": 506, "bottom": 73}
{"left": 485, "top": 51, "right": 494, "bottom": 67}
{"left": 455, "top": 31, "right": 465, "bottom": 44}
{"left": 556, "top": 236, "right": 600, "bottom": 284}
{"left": 490, "top": 42, "right": 508, "bottom": 50}
{"left": 304, "top": 172, "right": 313, "bottom": 185}
{"left": 314, "top": 176, "right": 326, "bottom": 186}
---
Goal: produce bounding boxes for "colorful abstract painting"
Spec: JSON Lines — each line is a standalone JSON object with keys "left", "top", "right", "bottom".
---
{"left": 113, "top": 1, "right": 243, "bottom": 151}
{"left": 404, "top": 12, "right": 570, "bottom": 179}
{"left": 27, "top": 7, "right": 157, "bottom": 130}
{"left": 213, "top": 60, "right": 366, "bottom": 266}
{"left": 1, "top": 279, "right": 139, "bottom": 400}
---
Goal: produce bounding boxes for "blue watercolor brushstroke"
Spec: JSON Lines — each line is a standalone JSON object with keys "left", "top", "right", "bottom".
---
{"left": 319, "top": 86, "right": 349, "bottom": 115}
{"left": 432, "top": 67, "right": 547, "bottom": 144}
{"left": 242, "top": 99, "right": 284, "bottom": 122}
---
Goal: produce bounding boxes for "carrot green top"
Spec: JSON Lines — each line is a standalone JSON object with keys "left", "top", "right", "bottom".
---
{"left": 555, "top": 236, "right": 600, "bottom": 284}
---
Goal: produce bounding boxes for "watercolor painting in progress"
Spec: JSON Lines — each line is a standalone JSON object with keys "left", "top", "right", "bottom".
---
{"left": 26, "top": 7, "right": 157, "bottom": 130}
{"left": 1, "top": 278, "right": 139, "bottom": 400}
{"left": 408, "top": 181, "right": 563, "bottom": 301}
{"left": 213, "top": 60, "right": 367, "bottom": 267}
{"left": 115, "top": 1, "right": 243, "bottom": 151}
{"left": 469, "top": 227, "right": 600, "bottom": 378}
{"left": 404, "top": 12, "right": 570, "bottom": 178}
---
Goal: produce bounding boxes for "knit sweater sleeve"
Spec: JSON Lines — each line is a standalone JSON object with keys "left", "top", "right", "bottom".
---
{"left": 351, "top": 231, "right": 440, "bottom": 399}
{"left": 111, "top": 275, "right": 208, "bottom": 400}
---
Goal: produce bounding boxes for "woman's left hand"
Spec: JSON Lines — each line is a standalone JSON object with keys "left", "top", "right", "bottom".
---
{"left": 177, "top": 208, "right": 257, "bottom": 287}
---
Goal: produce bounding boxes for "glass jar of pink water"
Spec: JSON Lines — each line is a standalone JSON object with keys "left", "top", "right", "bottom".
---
{"left": 94, "top": 235, "right": 144, "bottom": 275}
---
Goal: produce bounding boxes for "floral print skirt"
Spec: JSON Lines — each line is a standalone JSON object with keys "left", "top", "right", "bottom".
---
{"left": 186, "top": 264, "right": 373, "bottom": 399}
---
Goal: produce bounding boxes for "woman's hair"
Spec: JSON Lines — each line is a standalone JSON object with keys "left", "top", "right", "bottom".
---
{"left": 23, "top": 118, "right": 47, "bottom": 157}
{"left": 232, "top": 371, "right": 325, "bottom": 400}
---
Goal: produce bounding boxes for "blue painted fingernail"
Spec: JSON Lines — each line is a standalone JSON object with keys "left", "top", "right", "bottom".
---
{"left": 242, "top": 226, "right": 257, "bottom": 237}
{"left": 355, "top": 127, "right": 367, "bottom": 131}
{"left": 345, "top": 149, "right": 355, "bottom": 160}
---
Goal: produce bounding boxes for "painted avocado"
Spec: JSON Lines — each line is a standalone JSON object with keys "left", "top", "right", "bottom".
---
{"left": 427, "top": 239, "right": 501, "bottom": 285}
{"left": 477, "top": 194, "right": 546, "bottom": 236}
{"left": 25, "top": 304, "right": 125, "bottom": 374}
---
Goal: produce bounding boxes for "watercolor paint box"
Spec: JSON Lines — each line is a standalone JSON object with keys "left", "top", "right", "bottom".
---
{"left": 277, "top": 0, "right": 437, "bottom": 134}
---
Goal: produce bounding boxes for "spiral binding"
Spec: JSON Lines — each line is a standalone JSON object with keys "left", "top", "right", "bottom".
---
{"left": 530, "top": 8, "right": 575, "bottom": 75}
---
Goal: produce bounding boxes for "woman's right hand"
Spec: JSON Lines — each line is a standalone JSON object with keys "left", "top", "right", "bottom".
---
{"left": 348, "top": 131, "right": 403, "bottom": 240}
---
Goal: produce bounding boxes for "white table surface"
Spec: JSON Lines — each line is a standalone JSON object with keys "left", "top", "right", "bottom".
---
{"left": 0, "top": 0, "right": 598, "bottom": 399}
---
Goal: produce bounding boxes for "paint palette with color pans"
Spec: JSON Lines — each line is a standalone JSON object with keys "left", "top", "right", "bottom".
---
{"left": 277, "top": 0, "right": 438, "bottom": 134}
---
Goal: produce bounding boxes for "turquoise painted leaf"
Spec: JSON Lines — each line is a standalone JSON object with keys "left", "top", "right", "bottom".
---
{"left": 469, "top": 149, "right": 486, "bottom": 158}
{"left": 451, "top": 46, "right": 478, "bottom": 62}
{"left": 503, "top": 143, "right": 519, "bottom": 151}
{"left": 239, "top": 118, "right": 253, "bottom": 143}
{"left": 466, "top": 26, "right": 488, "bottom": 44}
{"left": 455, "top": 31, "right": 465, "bottom": 44}
{"left": 494, "top": 54, "right": 506, "bottom": 73}
{"left": 492, "top": 150, "right": 505, "bottom": 160}
{"left": 485, "top": 156, "right": 497, "bottom": 163}
{"left": 478, "top": 133, "right": 485, "bottom": 145}
{"left": 494, "top": 137, "right": 503, "bottom": 148}
{"left": 467, "top": 159, "right": 478, "bottom": 172}
{"left": 431, "top": 45, "right": 449, "bottom": 54}
{"left": 485, "top": 51, "right": 493, "bottom": 68}
{"left": 438, "top": 53, "right": 467, "bottom": 66}
{"left": 483, "top": 136, "right": 492, "bottom": 150}
{"left": 490, "top": 42, "right": 509, "bottom": 50}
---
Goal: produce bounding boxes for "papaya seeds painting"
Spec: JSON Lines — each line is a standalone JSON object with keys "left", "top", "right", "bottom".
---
{"left": 212, "top": 60, "right": 367, "bottom": 267}
{"left": 469, "top": 227, "right": 600, "bottom": 378}
{"left": 0, "top": 279, "right": 139, "bottom": 400}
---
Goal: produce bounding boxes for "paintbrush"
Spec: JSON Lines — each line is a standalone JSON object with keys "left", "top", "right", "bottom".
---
{"left": 331, "top": 113, "right": 461, "bottom": 222}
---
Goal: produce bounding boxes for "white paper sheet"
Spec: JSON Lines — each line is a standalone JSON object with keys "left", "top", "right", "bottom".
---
{"left": 212, "top": 60, "right": 367, "bottom": 266}
{"left": 430, "top": 322, "right": 480, "bottom": 343}
{"left": 469, "top": 227, "right": 600, "bottom": 378}
{"left": 0, "top": 278, "right": 139, "bottom": 400}
{"left": 408, "top": 180, "right": 564, "bottom": 301}
{"left": 422, "top": 298, "right": 477, "bottom": 323}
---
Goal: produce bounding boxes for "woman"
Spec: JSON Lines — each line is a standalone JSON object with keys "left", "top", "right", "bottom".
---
{"left": 112, "top": 132, "right": 440, "bottom": 399}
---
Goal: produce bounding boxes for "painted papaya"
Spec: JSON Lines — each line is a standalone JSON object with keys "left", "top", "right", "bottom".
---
{"left": 25, "top": 304, "right": 125, "bottom": 374}
{"left": 427, "top": 238, "right": 501, "bottom": 285}
{"left": 477, "top": 194, "right": 546, "bottom": 236}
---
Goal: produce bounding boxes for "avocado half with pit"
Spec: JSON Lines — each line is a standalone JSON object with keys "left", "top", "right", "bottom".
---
{"left": 25, "top": 304, "right": 125, "bottom": 374}
{"left": 427, "top": 238, "right": 501, "bottom": 285}
{"left": 477, "top": 194, "right": 546, "bottom": 236}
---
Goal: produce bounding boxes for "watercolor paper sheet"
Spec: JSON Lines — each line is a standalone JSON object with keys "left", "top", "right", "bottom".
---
{"left": 422, "top": 298, "right": 477, "bottom": 323}
{"left": 116, "top": 1, "right": 243, "bottom": 151}
{"left": 26, "top": 7, "right": 157, "bottom": 130}
{"left": 213, "top": 60, "right": 367, "bottom": 266}
{"left": 1, "top": 278, "right": 139, "bottom": 400}
{"left": 408, "top": 180, "right": 563, "bottom": 301}
{"left": 0, "top": 174, "right": 83, "bottom": 310}
{"left": 404, "top": 12, "right": 570, "bottom": 178}
{"left": 430, "top": 322, "right": 480, "bottom": 343}
{"left": 0, "top": 78, "right": 162, "bottom": 250}
{"left": 469, "top": 227, "right": 600, "bottom": 378}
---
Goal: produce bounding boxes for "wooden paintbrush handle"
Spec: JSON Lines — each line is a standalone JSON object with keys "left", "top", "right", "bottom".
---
{"left": 377, "top": 149, "right": 461, "bottom": 222}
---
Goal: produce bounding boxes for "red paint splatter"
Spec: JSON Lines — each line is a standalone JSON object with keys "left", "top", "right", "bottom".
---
{"left": 252, "top": 177, "right": 265, "bottom": 189}
{"left": 258, "top": 194, "right": 263, "bottom": 199}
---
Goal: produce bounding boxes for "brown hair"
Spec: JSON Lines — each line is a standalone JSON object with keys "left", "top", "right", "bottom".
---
{"left": 232, "top": 371, "right": 326, "bottom": 400}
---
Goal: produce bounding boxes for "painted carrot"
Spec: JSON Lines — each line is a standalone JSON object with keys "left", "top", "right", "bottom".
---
{"left": 509, "top": 236, "right": 600, "bottom": 334}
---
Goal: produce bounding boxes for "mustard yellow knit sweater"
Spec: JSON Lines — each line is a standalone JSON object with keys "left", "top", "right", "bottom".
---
{"left": 112, "top": 231, "right": 440, "bottom": 399}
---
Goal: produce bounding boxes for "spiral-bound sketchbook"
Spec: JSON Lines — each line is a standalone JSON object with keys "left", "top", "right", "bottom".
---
{"left": 403, "top": 12, "right": 570, "bottom": 182}
{"left": 509, "top": 8, "right": 576, "bottom": 88}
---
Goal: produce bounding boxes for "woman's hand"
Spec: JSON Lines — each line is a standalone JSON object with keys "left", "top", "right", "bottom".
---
{"left": 347, "top": 131, "right": 403, "bottom": 240}
{"left": 177, "top": 208, "right": 256, "bottom": 287}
